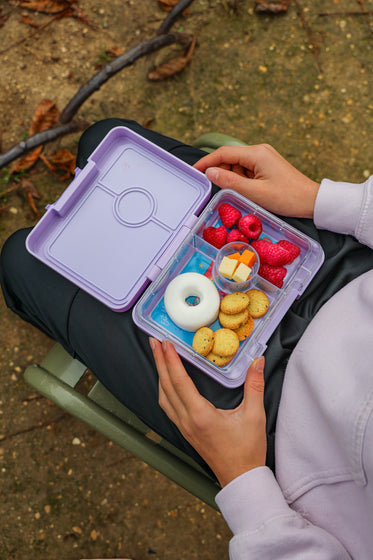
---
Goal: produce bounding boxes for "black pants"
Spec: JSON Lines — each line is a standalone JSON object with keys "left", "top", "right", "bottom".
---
{"left": 2, "top": 118, "right": 373, "bottom": 475}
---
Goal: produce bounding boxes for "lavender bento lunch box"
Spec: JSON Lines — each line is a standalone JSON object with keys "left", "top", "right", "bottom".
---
{"left": 26, "top": 126, "right": 324, "bottom": 388}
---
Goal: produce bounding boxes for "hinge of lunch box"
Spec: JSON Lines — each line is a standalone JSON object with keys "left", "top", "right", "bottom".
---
{"left": 46, "top": 161, "right": 98, "bottom": 216}
{"left": 155, "top": 221, "right": 197, "bottom": 270}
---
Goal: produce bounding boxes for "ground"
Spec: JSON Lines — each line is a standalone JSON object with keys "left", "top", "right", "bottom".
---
{"left": 0, "top": 1, "right": 372, "bottom": 559}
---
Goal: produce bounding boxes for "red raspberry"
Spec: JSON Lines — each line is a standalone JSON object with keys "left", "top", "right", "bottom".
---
{"left": 237, "top": 214, "right": 262, "bottom": 240}
{"left": 203, "top": 226, "right": 227, "bottom": 249}
{"left": 277, "top": 240, "right": 301, "bottom": 263}
{"left": 218, "top": 203, "right": 242, "bottom": 229}
{"left": 258, "top": 264, "right": 287, "bottom": 288}
{"left": 226, "top": 228, "right": 249, "bottom": 243}
{"left": 251, "top": 239, "right": 290, "bottom": 266}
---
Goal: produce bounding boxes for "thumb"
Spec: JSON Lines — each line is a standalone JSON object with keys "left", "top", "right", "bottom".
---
{"left": 242, "top": 356, "right": 265, "bottom": 413}
{"left": 206, "top": 166, "right": 254, "bottom": 193}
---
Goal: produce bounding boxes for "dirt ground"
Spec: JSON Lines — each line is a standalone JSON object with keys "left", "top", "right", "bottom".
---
{"left": 0, "top": 0, "right": 372, "bottom": 559}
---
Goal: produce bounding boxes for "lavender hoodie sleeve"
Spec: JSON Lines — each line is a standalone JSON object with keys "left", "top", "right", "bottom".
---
{"left": 215, "top": 175, "right": 373, "bottom": 559}
{"left": 215, "top": 468, "right": 351, "bottom": 559}
{"left": 314, "top": 175, "right": 373, "bottom": 249}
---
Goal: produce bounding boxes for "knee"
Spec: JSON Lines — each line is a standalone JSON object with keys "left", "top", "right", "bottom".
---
{"left": 0, "top": 228, "right": 32, "bottom": 286}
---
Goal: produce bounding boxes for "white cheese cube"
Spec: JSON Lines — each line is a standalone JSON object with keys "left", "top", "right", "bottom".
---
{"left": 218, "top": 257, "right": 238, "bottom": 279}
{"left": 232, "top": 263, "right": 252, "bottom": 283}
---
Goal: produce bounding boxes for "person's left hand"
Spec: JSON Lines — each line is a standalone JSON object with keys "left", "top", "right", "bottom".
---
{"left": 149, "top": 338, "right": 267, "bottom": 487}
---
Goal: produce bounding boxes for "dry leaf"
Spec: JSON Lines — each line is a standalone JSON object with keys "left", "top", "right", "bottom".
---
{"left": 11, "top": 99, "right": 60, "bottom": 173}
{"left": 94, "top": 46, "right": 126, "bottom": 70}
{"left": 29, "top": 99, "right": 60, "bottom": 136}
{"left": 148, "top": 34, "right": 195, "bottom": 81}
{"left": 158, "top": 0, "right": 179, "bottom": 11}
{"left": 20, "top": 14, "right": 39, "bottom": 27}
{"left": 106, "top": 46, "right": 126, "bottom": 58}
{"left": 21, "top": 177, "right": 41, "bottom": 218}
{"left": 39, "top": 153, "right": 57, "bottom": 173}
{"left": 143, "top": 117, "right": 155, "bottom": 129}
{"left": 158, "top": 0, "right": 189, "bottom": 15}
{"left": 48, "top": 149, "right": 76, "bottom": 180}
{"left": 255, "top": 0, "right": 291, "bottom": 13}
{"left": 17, "top": 0, "right": 78, "bottom": 13}
{"left": 0, "top": 9, "right": 10, "bottom": 29}
{"left": 16, "top": 0, "right": 91, "bottom": 24}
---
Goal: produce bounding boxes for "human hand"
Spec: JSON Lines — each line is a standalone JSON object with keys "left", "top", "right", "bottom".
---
{"left": 150, "top": 338, "right": 267, "bottom": 487}
{"left": 194, "top": 144, "right": 320, "bottom": 219}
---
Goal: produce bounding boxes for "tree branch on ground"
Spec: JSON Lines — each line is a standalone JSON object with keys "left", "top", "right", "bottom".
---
{"left": 0, "top": 0, "right": 196, "bottom": 171}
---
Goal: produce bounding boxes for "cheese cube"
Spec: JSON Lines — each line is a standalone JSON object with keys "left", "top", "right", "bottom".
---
{"left": 232, "top": 262, "right": 252, "bottom": 283}
{"left": 228, "top": 252, "right": 241, "bottom": 261}
{"left": 240, "top": 250, "right": 256, "bottom": 268}
{"left": 219, "top": 257, "right": 238, "bottom": 279}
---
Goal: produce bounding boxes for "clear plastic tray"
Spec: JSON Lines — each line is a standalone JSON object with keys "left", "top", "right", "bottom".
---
{"left": 133, "top": 188, "right": 324, "bottom": 387}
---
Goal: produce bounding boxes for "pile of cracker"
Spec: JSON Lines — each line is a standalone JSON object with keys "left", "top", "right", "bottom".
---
{"left": 192, "top": 289, "right": 270, "bottom": 367}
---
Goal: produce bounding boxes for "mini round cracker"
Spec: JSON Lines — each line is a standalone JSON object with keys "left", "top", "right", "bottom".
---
{"left": 245, "top": 289, "right": 270, "bottom": 318}
{"left": 192, "top": 327, "right": 215, "bottom": 357}
{"left": 220, "top": 292, "right": 250, "bottom": 315}
{"left": 206, "top": 352, "right": 234, "bottom": 367}
{"left": 219, "top": 307, "right": 249, "bottom": 330}
{"left": 234, "top": 315, "right": 255, "bottom": 341}
{"left": 212, "top": 328, "right": 240, "bottom": 357}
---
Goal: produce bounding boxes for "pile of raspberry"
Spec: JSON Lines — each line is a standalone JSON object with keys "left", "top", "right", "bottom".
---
{"left": 203, "top": 202, "right": 300, "bottom": 288}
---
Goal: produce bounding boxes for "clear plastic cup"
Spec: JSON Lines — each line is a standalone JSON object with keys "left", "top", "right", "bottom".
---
{"left": 212, "top": 241, "right": 260, "bottom": 293}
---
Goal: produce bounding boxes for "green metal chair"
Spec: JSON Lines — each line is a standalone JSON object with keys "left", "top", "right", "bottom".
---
{"left": 193, "top": 132, "right": 246, "bottom": 153}
{"left": 23, "top": 133, "right": 247, "bottom": 511}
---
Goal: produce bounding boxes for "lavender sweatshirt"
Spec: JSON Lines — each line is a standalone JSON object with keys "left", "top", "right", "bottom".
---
{"left": 216, "top": 176, "right": 373, "bottom": 559}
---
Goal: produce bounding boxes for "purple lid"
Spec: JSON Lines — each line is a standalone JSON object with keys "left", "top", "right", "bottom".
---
{"left": 26, "top": 127, "right": 211, "bottom": 311}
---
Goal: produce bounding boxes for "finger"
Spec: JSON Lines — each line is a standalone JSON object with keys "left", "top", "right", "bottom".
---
{"left": 204, "top": 166, "right": 260, "bottom": 195}
{"left": 150, "top": 338, "right": 185, "bottom": 413}
{"left": 150, "top": 337, "right": 202, "bottom": 418}
{"left": 232, "top": 163, "right": 247, "bottom": 177}
{"left": 242, "top": 356, "right": 266, "bottom": 417}
{"left": 193, "top": 146, "right": 258, "bottom": 172}
{"left": 161, "top": 341, "right": 216, "bottom": 424}
{"left": 158, "top": 376, "right": 179, "bottom": 423}
{"left": 161, "top": 341, "right": 209, "bottom": 411}
{"left": 207, "top": 166, "right": 277, "bottom": 210}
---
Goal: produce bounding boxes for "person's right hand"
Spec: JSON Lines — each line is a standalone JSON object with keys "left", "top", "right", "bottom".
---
{"left": 194, "top": 144, "right": 320, "bottom": 219}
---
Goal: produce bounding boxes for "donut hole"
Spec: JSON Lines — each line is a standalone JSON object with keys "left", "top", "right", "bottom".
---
{"left": 185, "top": 295, "right": 201, "bottom": 307}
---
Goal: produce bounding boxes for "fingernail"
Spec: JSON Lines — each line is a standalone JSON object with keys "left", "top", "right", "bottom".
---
{"left": 149, "top": 337, "right": 156, "bottom": 351}
{"left": 162, "top": 339, "right": 168, "bottom": 352}
{"left": 206, "top": 167, "right": 218, "bottom": 182}
{"left": 254, "top": 356, "right": 265, "bottom": 372}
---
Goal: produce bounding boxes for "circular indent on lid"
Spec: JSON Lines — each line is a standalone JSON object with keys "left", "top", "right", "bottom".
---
{"left": 114, "top": 187, "right": 155, "bottom": 226}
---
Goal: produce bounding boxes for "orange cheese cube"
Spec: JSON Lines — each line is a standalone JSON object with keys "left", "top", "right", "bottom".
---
{"left": 228, "top": 252, "right": 241, "bottom": 261}
{"left": 239, "top": 249, "right": 256, "bottom": 268}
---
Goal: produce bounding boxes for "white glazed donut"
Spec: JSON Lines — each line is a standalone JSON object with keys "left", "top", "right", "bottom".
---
{"left": 164, "top": 272, "right": 220, "bottom": 332}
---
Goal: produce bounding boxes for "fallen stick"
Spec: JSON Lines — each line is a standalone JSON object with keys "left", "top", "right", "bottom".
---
{"left": 59, "top": 32, "right": 191, "bottom": 124}
{"left": 157, "top": 0, "right": 195, "bottom": 34}
{"left": 0, "top": 121, "right": 82, "bottom": 169}
{"left": 319, "top": 10, "right": 372, "bottom": 16}
{"left": 0, "top": 0, "right": 196, "bottom": 170}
